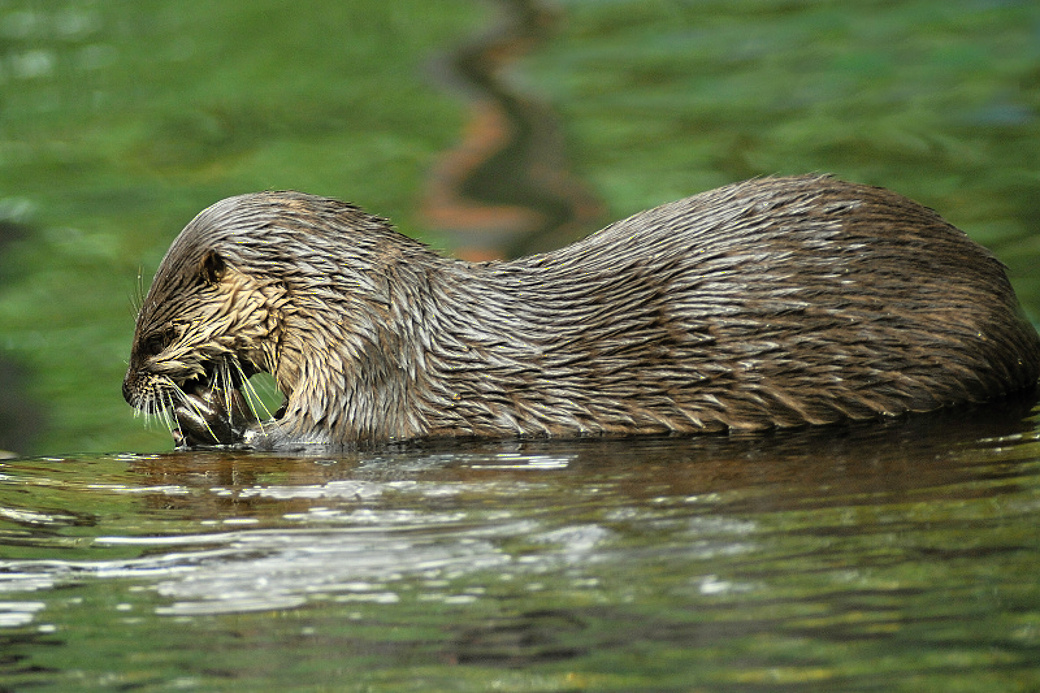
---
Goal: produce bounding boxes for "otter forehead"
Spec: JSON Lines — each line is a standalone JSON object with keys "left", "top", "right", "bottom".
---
{"left": 149, "top": 191, "right": 328, "bottom": 280}
{"left": 179, "top": 191, "right": 312, "bottom": 246}
{"left": 143, "top": 191, "right": 428, "bottom": 319}
{"left": 171, "top": 190, "right": 400, "bottom": 252}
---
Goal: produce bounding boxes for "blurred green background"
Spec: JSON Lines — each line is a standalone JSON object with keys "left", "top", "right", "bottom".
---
{"left": 0, "top": 0, "right": 1038, "bottom": 455}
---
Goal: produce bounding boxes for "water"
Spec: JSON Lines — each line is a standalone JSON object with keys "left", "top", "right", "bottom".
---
{"left": 3, "top": 400, "right": 1040, "bottom": 690}
{"left": 2, "top": 0, "right": 1040, "bottom": 689}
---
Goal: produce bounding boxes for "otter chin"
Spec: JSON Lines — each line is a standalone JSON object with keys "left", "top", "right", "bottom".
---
{"left": 122, "top": 175, "right": 1040, "bottom": 451}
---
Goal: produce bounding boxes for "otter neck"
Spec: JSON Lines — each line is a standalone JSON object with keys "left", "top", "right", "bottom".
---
{"left": 274, "top": 248, "right": 631, "bottom": 443}
{"left": 422, "top": 257, "right": 623, "bottom": 438}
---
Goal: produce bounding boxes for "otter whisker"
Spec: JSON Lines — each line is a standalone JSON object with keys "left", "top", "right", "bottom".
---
{"left": 133, "top": 380, "right": 178, "bottom": 435}
{"left": 157, "top": 395, "right": 177, "bottom": 434}
{"left": 160, "top": 374, "right": 224, "bottom": 445}
{"left": 181, "top": 403, "right": 219, "bottom": 443}
{"left": 157, "top": 378, "right": 182, "bottom": 434}
{"left": 223, "top": 361, "right": 237, "bottom": 416}
{"left": 210, "top": 355, "right": 265, "bottom": 434}
{"left": 231, "top": 358, "right": 272, "bottom": 430}
{"left": 128, "top": 269, "right": 145, "bottom": 317}
{"left": 210, "top": 358, "right": 234, "bottom": 419}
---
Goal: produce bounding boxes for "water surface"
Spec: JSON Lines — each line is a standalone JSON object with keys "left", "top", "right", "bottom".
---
{"left": 3, "top": 400, "right": 1040, "bottom": 690}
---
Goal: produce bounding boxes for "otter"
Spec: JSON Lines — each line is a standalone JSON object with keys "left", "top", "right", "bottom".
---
{"left": 122, "top": 175, "right": 1040, "bottom": 451}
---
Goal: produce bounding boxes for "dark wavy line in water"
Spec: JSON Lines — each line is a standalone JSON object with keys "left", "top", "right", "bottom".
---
{"left": 422, "top": 0, "right": 602, "bottom": 260}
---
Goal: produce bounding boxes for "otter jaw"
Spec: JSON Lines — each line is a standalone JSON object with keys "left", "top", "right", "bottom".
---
{"left": 122, "top": 338, "right": 265, "bottom": 447}
{"left": 172, "top": 378, "right": 259, "bottom": 447}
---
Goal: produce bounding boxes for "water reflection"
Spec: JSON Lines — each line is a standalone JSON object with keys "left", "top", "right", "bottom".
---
{"left": 423, "top": 0, "right": 603, "bottom": 258}
{"left": 4, "top": 397, "right": 1039, "bottom": 597}
{"left": 2, "top": 398, "right": 1040, "bottom": 686}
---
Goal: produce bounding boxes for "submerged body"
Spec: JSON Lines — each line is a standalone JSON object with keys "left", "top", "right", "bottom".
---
{"left": 122, "top": 176, "right": 1040, "bottom": 450}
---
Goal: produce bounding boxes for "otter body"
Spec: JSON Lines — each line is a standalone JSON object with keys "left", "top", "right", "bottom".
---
{"left": 123, "top": 176, "right": 1040, "bottom": 450}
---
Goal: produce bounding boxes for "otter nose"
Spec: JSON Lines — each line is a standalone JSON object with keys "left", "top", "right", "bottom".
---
{"left": 121, "top": 375, "right": 135, "bottom": 406}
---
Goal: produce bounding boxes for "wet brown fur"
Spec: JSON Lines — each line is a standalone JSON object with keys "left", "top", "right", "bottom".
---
{"left": 123, "top": 175, "right": 1040, "bottom": 450}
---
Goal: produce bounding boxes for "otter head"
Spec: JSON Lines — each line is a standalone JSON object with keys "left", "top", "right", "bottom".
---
{"left": 123, "top": 190, "right": 422, "bottom": 448}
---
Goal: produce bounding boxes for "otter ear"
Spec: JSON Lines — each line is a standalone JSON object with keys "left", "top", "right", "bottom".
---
{"left": 198, "top": 250, "right": 226, "bottom": 285}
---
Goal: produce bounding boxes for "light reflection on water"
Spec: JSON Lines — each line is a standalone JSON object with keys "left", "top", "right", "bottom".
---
{"left": 2, "top": 400, "right": 1040, "bottom": 689}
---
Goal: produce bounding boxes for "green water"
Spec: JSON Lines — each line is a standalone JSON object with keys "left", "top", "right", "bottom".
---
{"left": 1, "top": 0, "right": 1040, "bottom": 690}
{"left": 3, "top": 409, "right": 1040, "bottom": 691}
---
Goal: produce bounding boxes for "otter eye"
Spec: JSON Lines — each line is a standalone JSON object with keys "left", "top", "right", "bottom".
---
{"left": 142, "top": 326, "right": 176, "bottom": 357}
